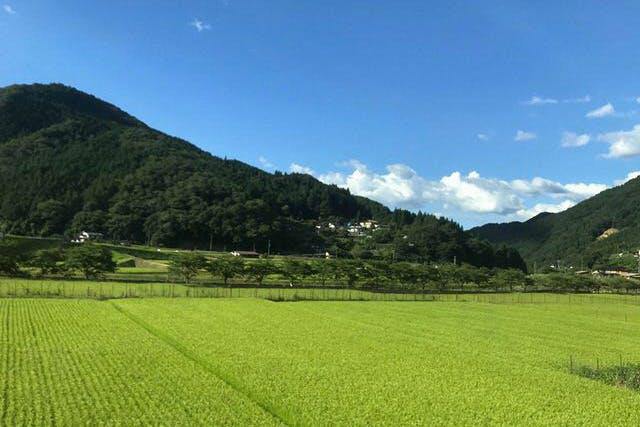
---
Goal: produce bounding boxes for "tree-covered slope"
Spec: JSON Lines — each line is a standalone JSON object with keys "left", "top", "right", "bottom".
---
{"left": 0, "top": 83, "right": 524, "bottom": 268}
{"left": 469, "top": 177, "right": 640, "bottom": 269}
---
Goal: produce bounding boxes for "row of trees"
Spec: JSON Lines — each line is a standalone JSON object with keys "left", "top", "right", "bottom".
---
{"left": 2, "top": 243, "right": 636, "bottom": 293}
{"left": 168, "top": 253, "right": 531, "bottom": 291}
{"left": 169, "top": 254, "right": 640, "bottom": 293}
{"left": 0, "top": 245, "right": 116, "bottom": 279}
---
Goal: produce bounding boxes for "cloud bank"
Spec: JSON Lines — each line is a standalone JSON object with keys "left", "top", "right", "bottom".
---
{"left": 285, "top": 160, "right": 618, "bottom": 223}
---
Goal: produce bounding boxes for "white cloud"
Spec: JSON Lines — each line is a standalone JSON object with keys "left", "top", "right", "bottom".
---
{"left": 515, "top": 130, "right": 536, "bottom": 141}
{"left": 439, "top": 172, "right": 523, "bottom": 214}
{"left": 477, "top": 133, "right": 489, "bottom": 141}
{"left": 561, "top": 131, "right": 590, "bottom": 148}
{"left": 190, "top": 19, "right": 211, "bottom": 32}
{"left": 523, "top": 96, "right": 558, "bottom": 106}
{"left": 290, "top": 163, "right": 315, "bottom": 175}
{"left": 563, "top": 95, "right": 591, "bottom": 104}
{"left": 3, "top": 4, "right": 15, "bottom": 14}
{"left": 509, "top": 177, "right": 606, "bottom": 201}
{"left": 318, "top": 161, "right": 438, "bottom": 209}
{"left": 516, "top": 200, "right": 576, "bottom": 220}
{"left": 636, "top": 97, "right": 640, "bottom": 104}
{"left": 258, "top": 156, "right": 275, "bottom": 170}
{"left": 614, "top": 171, "right": 640, "bottom": 186}
{"left": 523, "top": 95, "right": 591, "bottom": 105}
{"left": 586, "top": 103, "right": 615, "bottom": 118}
{"left": 599, "top": 124, "right": 640, "bottom": 159}
{"left": 313, "top": 160, "right": 613, "bottom": 221}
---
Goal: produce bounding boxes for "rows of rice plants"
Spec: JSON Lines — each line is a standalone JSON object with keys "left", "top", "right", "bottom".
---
{"left": 0, "top": 299, "right": 280, "bottom": 425}
{"left": 114, "top": 298, "right": 640, "bottom": 425}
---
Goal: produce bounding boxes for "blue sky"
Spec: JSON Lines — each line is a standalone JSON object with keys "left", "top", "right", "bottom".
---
{"left": 2, "top": 1, "right": 640, "bottom": 227}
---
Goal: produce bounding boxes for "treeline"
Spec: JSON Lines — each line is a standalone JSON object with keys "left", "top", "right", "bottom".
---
{"left": 332, "top": 212, "right": 527, "bottom": 271}
{"left": 0, "top": 244, "right": 115, "bottom": 279}
{"left": 167, "top": 253, "right": 638, "bottom": 293}
{"left": 168, "top": 252, "right": 531, "bottom": 292}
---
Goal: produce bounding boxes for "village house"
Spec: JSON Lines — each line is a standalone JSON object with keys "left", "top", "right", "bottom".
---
{"left": 71, "top": 231, "right": 104, "bottom": 243}
{"left": 230, "top": 250, "right": 260, "bottom": 258}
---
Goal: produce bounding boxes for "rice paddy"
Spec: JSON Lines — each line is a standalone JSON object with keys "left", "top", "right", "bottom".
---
{"left": 3, "top": 293, "right": 640, "bottom": 425}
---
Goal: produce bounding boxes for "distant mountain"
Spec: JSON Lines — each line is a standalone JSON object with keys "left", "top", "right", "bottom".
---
{"left": 0, "top": 83, "right": 524, "bottom": 268}
{"left": 469, "top": 177, "right": 640, "bottom": 270}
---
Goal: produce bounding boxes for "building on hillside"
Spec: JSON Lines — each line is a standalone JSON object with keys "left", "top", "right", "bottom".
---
{"left": 347, "top": 225, "right": 365, "bottom": 236}
{"left": 71, "top": 231, "right": 104, "bottom": 244}
{"left": 230, "top": 250, "right": 260, "bottom": 258}
{"left": 359, "top": 220, "right": 379, "bottom": 230}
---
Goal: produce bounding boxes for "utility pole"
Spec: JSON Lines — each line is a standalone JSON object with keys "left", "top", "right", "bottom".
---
{"left": 267, "top": 239, "right": 271, "bottom": 257}
{"left": 453, "top": 255, "right": 457, "bottom": 266}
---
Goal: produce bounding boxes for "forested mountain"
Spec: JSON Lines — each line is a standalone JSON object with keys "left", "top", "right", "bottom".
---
{"left": 0, "top": 83, "right": 524, "bottom": 269}
{"left": 469, "top": 176, "right": 640, "bottom": 270}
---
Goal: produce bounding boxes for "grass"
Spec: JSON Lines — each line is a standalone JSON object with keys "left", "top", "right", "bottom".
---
{"left": 3, "top": 296, "right": 640, "bottom": 424}
{"left": 4, "top": 277, "right": 640, "bottom": 305}
{"left": 0, "top": 299, "right": 280, "bottom": 425}
{"left": 0, "top": 277, "right": 444, "bottom": 300}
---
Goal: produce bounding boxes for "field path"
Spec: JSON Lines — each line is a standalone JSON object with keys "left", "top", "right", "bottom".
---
{"left": 109, "top": 300, "right": 291, "bottom": 426}
{"left": 0, "top": 299, "right": 282, "bottom": 425}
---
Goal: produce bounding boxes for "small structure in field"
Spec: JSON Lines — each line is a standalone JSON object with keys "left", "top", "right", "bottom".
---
{"left": 230, "top": 250, "right": 260, "bottom": 258}
{"left": 71, "top": 231, "right": 104, "bottom": 244}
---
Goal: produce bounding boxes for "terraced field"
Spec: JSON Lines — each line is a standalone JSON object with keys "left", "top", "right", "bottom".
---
{"left": 2, "top": 297, "right": 640, "bottom": 425}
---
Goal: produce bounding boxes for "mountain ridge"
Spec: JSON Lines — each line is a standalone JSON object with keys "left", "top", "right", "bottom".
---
{"left": 469, "top": 177, "right": 640, "bottom": 269}
{"left": 0, "top": 83, "right": 524, "bottom": 269}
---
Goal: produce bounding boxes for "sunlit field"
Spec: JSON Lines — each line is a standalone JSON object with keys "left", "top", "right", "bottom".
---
{"left": 3, "top": 297, "right": 640, "bottom": 425}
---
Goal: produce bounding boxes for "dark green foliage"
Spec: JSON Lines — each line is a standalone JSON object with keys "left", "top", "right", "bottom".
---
{"left": 0, "top": 243, "right": 20, "bottom": 276}
{"left": 388, "top": 214, "right": 527, "bottom": 271}
{"left": 281, "top": 259, "right": 313, "bottom": 286}
{"left": 573, "top": 363, "right": 640, "bottom": 392}
{"left": 470, "top": 176, "right": 640, "bottom": 269}
{"left": 168, "top": 253, "right": 207, "bottom": 283}
{"left": 243, "top": 260, "right": 277, "bottom": 286}
{"left": 206, "top": 256, "right": 244, "bottom": 286}
{"left": 64, "top": 245, "right": 116, "bottom": 279}
{"left": 29, "top": 248, "right": 66, "bottom": 276}
{"left": 489, "top": 269, "right": 528, "bottom": 292}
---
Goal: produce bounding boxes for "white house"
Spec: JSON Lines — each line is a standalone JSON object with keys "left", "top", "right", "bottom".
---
{"left": 71, "top": 231, "right": 104, "bottom": 243}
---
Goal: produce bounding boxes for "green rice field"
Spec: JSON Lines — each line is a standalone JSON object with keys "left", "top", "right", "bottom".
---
{"left": 3, "top": 295, "right": 640, "bottom": 425}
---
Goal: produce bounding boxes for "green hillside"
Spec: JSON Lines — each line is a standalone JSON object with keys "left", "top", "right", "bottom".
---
{"left": 469, "top": 176, "right": 640, "bottom": 270}
{"left": 0, "top": 83, "right": 523, "bottom": 268}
